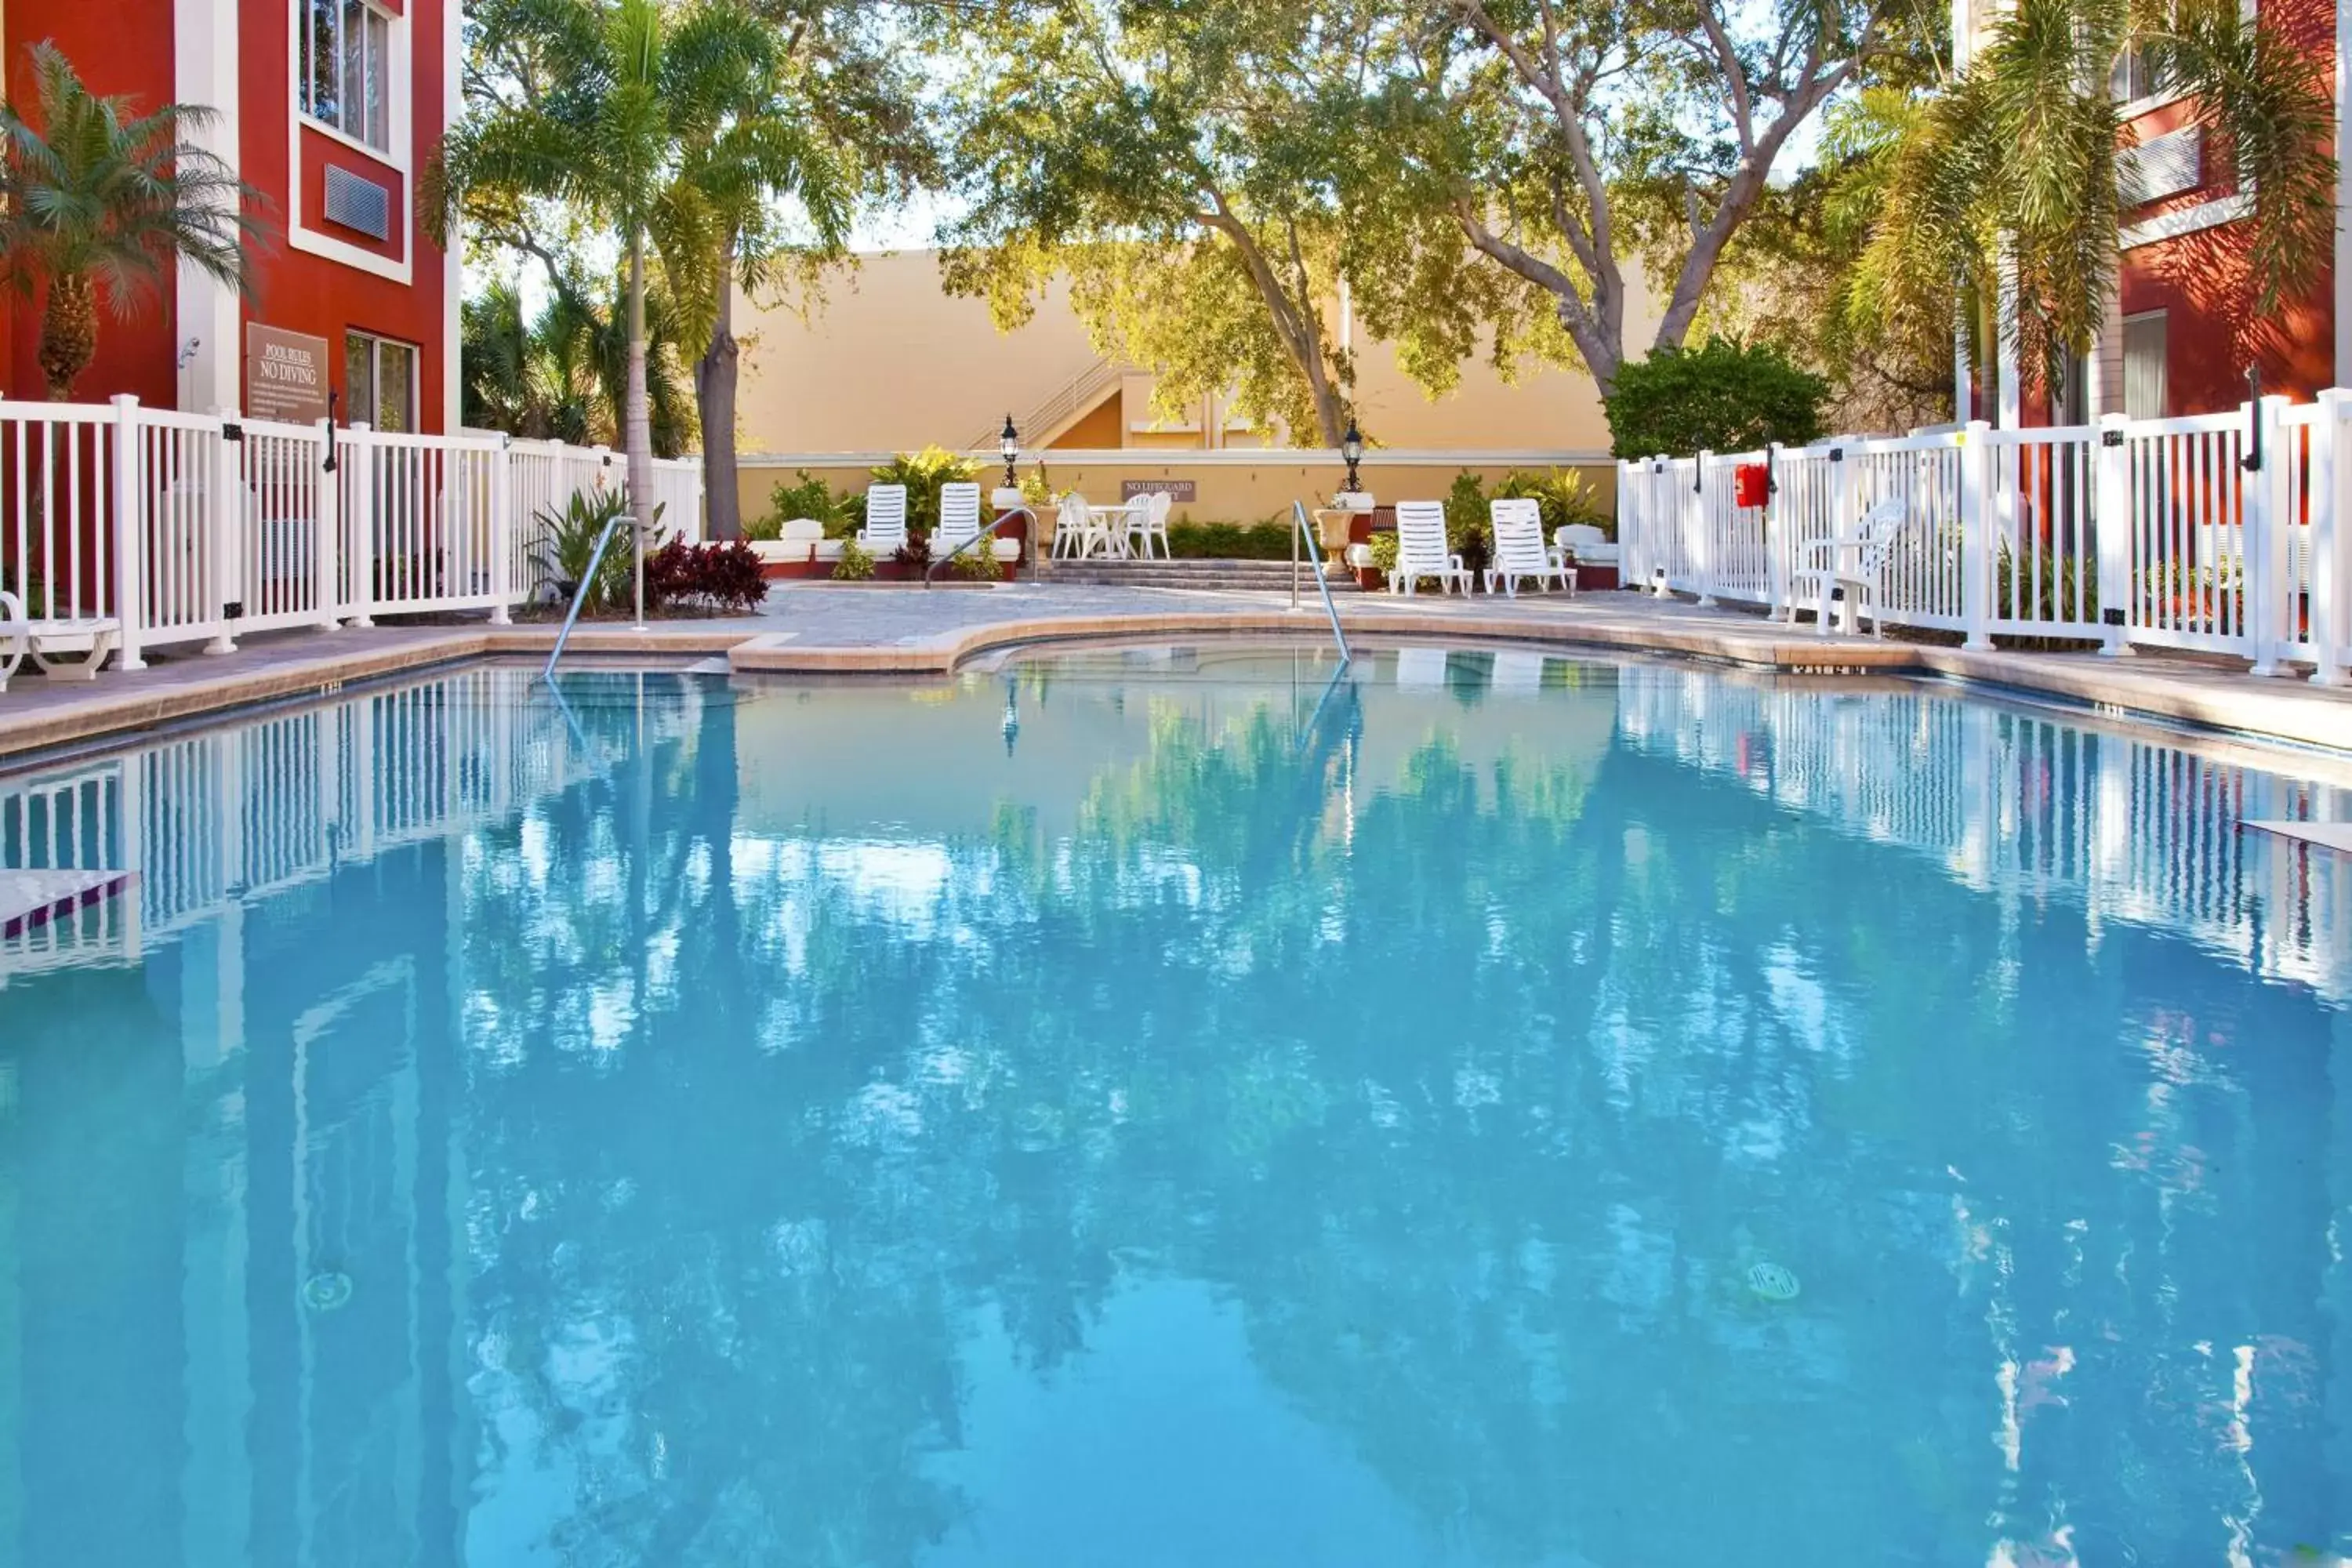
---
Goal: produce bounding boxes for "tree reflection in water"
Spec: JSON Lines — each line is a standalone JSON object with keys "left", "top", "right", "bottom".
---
{"left": 3, "top": 653, "right": 2347, "bottom": 1566}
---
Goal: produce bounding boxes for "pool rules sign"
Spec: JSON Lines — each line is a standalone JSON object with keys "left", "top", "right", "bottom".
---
{"left": 245, "top": 325, "right": 331, "bottom": 423}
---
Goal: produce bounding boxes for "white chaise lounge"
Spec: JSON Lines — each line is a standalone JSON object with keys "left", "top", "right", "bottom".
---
{"left": 1388, "top": 500, "right": 1473, "bottom": 596}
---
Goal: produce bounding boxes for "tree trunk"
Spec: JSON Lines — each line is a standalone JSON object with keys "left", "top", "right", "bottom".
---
{"left": 695, "top": 238, "right": 743, "bottom": 541}
{"left": 39, "top": 274, "right": 98, "bottom": 401}
{"left": 623, "top": 229, "right": 657, "bottom": 594}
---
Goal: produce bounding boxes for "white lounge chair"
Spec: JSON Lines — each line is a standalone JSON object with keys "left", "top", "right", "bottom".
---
{"left": 1556, "top": 523, "right": 1614, "bottom": 567}
{"left": 858, "top": 483, "right": 909, "bottom": 556}
{"left": 0, "top": 589, "right": 121, "bottom": 692}
{"left": 1483, "top": 499, "right": 1574, "bottom": 597}
{"left": 1789, "top": 497, "right": 1909, "bottom": 635}
{"left": 757, "top": 518, "right": 842, "bottom": 566}
{"left": 1388, "top": 500, "right": 1473, "bottom": 596}
{"left": 935, "top": 482, "right": 983, "bottom": 562}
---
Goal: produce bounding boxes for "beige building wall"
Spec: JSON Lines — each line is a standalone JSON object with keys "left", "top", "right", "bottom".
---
{"left": 734, "top": 248, "right": 1636, "bottom": 459}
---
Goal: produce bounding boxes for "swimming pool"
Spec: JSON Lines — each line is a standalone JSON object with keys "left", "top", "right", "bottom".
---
{"left": 3, "top": 647, "right": 2349, "bottom": 1566}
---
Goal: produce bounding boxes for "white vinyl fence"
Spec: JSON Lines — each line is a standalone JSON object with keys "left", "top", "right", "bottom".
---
{"left": 0, "top": 395, "right": 703, "bottom": 670}
{"left": 1617, "top": 391, "right": 2352, "bottom": 683}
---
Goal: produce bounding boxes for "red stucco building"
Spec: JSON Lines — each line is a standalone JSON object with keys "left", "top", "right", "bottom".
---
{"left": 0, "top": 0, "right": 456, "bottom": 430}
{"left": 1958, "top": 0, "right": 2349, "bottom": 424}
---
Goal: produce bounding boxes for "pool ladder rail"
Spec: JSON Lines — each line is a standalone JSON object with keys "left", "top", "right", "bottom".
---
{"left": 543, "top": 513, "right": 647, "bottom": 683}
{"left": 1289, "top": 499, "right": 1352, "bottom": 664}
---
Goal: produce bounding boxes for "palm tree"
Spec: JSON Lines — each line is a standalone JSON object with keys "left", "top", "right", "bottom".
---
{"left": 676, "top": 54, "right": 848, "bottom": 538}
{"left": 429, "top": 0, "right": 835, "bottom": 542}
{"left": 0, "top": 42, "right": 265, "bottom": 399}
{"left": 462, "top": 271, "right": 696, "bottom": 453}
{"left": 1853, "top": 0, "right": 2334, "bottom": 398}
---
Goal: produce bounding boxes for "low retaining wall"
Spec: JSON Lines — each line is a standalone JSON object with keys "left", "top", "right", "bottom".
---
{"left": 736, "top": 448, "right": 1615, "bottom": 531}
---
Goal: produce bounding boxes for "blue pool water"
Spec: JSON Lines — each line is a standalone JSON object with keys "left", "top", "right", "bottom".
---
{"left": 3, "top": 647, "right": 2350, "bottom": 1566}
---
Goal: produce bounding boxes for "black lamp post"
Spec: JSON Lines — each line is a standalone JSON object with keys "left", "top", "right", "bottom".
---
{"left": 1000, "top": 413, "right": 1020, "bottom": 489}
{"left": 1340, "top": 417, "right": 1364, "bottom": 493}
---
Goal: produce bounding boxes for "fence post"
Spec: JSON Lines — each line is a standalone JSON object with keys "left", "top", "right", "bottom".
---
{"left": 2310, "top": 388, "right": 2347, "bottom": 686}
{"left": 314, "top": 421, "right": 342, "bottom": 630}
{"left": 1959, "top": 419, "right": 1994, "bottom": 650}
{"left": 2246, "top": 394, "right": 2290, "bottom": 677}
{"left": 1764, "top": 441, "right": 1788, "bottom": 619}
{"left": 1691, "top": 449, "right": 1715, "bottom": 606}
{"left": 488, "top": 435, "right": 514, "bottom": 625}
{"left": 205, "top": 413, "right": 240, "bottom": 655}
{"left": 110, "top": 394, "right": 146, "bottom": 670}
{"left": 341, "top": 421, "right": 374, "bottom": 628}
{"left": 2093, "top": 412, "right": 2132, "bottom": 657}
{"left": 1828, "top": 440, "right": 1862, "bottom": 628}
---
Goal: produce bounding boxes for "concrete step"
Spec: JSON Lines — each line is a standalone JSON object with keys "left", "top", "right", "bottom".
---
{"left": 1044, "top": 559, "right": 1361, "bottom": 592}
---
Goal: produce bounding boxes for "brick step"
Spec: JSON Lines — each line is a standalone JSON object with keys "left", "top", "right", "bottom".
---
{"left": 1044, "top": 560, "right": 1361, "bottom": 592}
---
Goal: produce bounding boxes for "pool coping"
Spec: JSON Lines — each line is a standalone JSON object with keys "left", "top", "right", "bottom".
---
{"left": 3, "top": 602, "right": 2350, "bottom": 762}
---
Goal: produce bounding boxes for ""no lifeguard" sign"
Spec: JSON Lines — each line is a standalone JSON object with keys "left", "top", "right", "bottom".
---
{"left": 245, "top": 324, "right": 332, "bottom": 424}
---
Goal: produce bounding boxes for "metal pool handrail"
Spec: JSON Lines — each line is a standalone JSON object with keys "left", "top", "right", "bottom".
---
{"left": 1290, "top": 500, "right": 1352, "bottom": 664}
{"left": 543, "top": 514, "right": 639, "bottom": 682}
{"left": 927, "top": 505, "right": 1036, "bottom": 587}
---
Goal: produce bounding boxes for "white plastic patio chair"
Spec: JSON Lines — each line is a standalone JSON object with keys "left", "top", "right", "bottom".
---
{"left": 1483, "top": 499, "right": 1574, "bottom": 597}
{"left": 1556, "top": 523, "right": 1613, "bottom": 568}
{"left": 935, "top": 482, "right": 983, "bottom": 562}
{"left": 1789, "top": 497, "right": 1909, "bottom": 636}
{"left": 858, "top": 484, "right": 909, "bottom": 556}
{"left": 1053, "top": 495, "right": 1094, "bottom": 559}
{"left": 1127, "top": 491, "right": 1173, "bottom": 560}
{"left": 1388, "top": 500, "right": 1473, "bottom": 596}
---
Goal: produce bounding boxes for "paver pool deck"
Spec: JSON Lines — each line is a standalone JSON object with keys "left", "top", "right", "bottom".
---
{"left": 5, "top": 579, "right": 2352, "bottom": 761}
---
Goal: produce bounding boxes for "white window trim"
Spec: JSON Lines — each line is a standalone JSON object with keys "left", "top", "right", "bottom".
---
{"left": 296, "top": 0, "right": 408, "bottom": 168}
{"left": 2120, "top": 191, "right": 2252, "bottom": 249}
{"left": 288, "top": 0, "right": 412, "bottom": 283}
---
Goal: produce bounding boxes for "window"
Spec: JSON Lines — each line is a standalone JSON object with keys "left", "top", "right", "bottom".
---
{"left": 303, "top": 0, "right": 393, "bottom": 152}
{"left": 346, "top": 331, "right": 417, "bottom": 432}
{"left": 2111, "top": 44, "right": 2172, "bottom": 106}
{"left": 2123, "top": 311, "right": 2169, "bottom": 420}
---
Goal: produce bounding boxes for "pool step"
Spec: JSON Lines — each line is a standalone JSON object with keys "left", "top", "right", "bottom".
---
{"left": 1043, "top": 559, "right": 1361, "bottom": 593}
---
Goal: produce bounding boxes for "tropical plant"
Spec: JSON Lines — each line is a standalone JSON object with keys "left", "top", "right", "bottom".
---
{"left": 531, "top": 487, "right": 651, "bottom": 608}
{"left": 1604, "top": 339, "right": 1830, "bottom": 457}
{"left": 1853, "top": 0, "right": 2336, "bottom": 392}
{"left": 949, "top": 543, "right": 1004, "bottom": 580}
{"left": 431, "top": 0, "right": 780, "bottom": 529}
{"left": 0, "top": 42, "right": 267, "bottom": 399}
{"left": 1493, "top": 468, "right": 1612, "bottom": 540}
{"left": 869, "top": 447, "right": 982, "bottom": 535}
{"left": 1443, "top": 470, "right": 1492, "bottom": 576}
{"left": 647, "top": 536, "right": 771, "bottom": 610}
{"left": 832, "top": 538, "right": 877, "bottom": 580}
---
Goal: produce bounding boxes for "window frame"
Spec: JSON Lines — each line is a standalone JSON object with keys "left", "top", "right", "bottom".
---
{"left": 2122, "top": 309, "right": 2169, "bottom": 422}
{"left": 345, "top": 329, "right": 420, "bottom": 434}
{"left": 299, "top": 0, "right": 405, "bottom": 162}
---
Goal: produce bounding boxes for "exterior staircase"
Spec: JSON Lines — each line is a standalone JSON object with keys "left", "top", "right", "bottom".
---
{"left": 1040, "top": 557, "right": 1362, "bottom": 593}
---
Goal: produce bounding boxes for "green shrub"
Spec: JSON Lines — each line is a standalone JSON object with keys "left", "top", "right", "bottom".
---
{"left": 1493, "top": 467, "right": 1612, "bottom": 540}
{"left": 1166, "top": 519, "right": 1295, "bottom": 560}
{"left": 1603, "top": 337, "right": 1828, "bottom": 459}
{"left": 869, "top": 446, "right": 982, "bottom": 535}
{"left": 950, "top": 543, "right": 1004, "bottom": 580}
{"left": 753, "top": 470, "right": 848, "bottom": 541}
{"left": 1443, "top": 472, "right": 1491, "bottom": 575}
{"left": 833, "top": 539, "right": 877, "bottom": 581}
